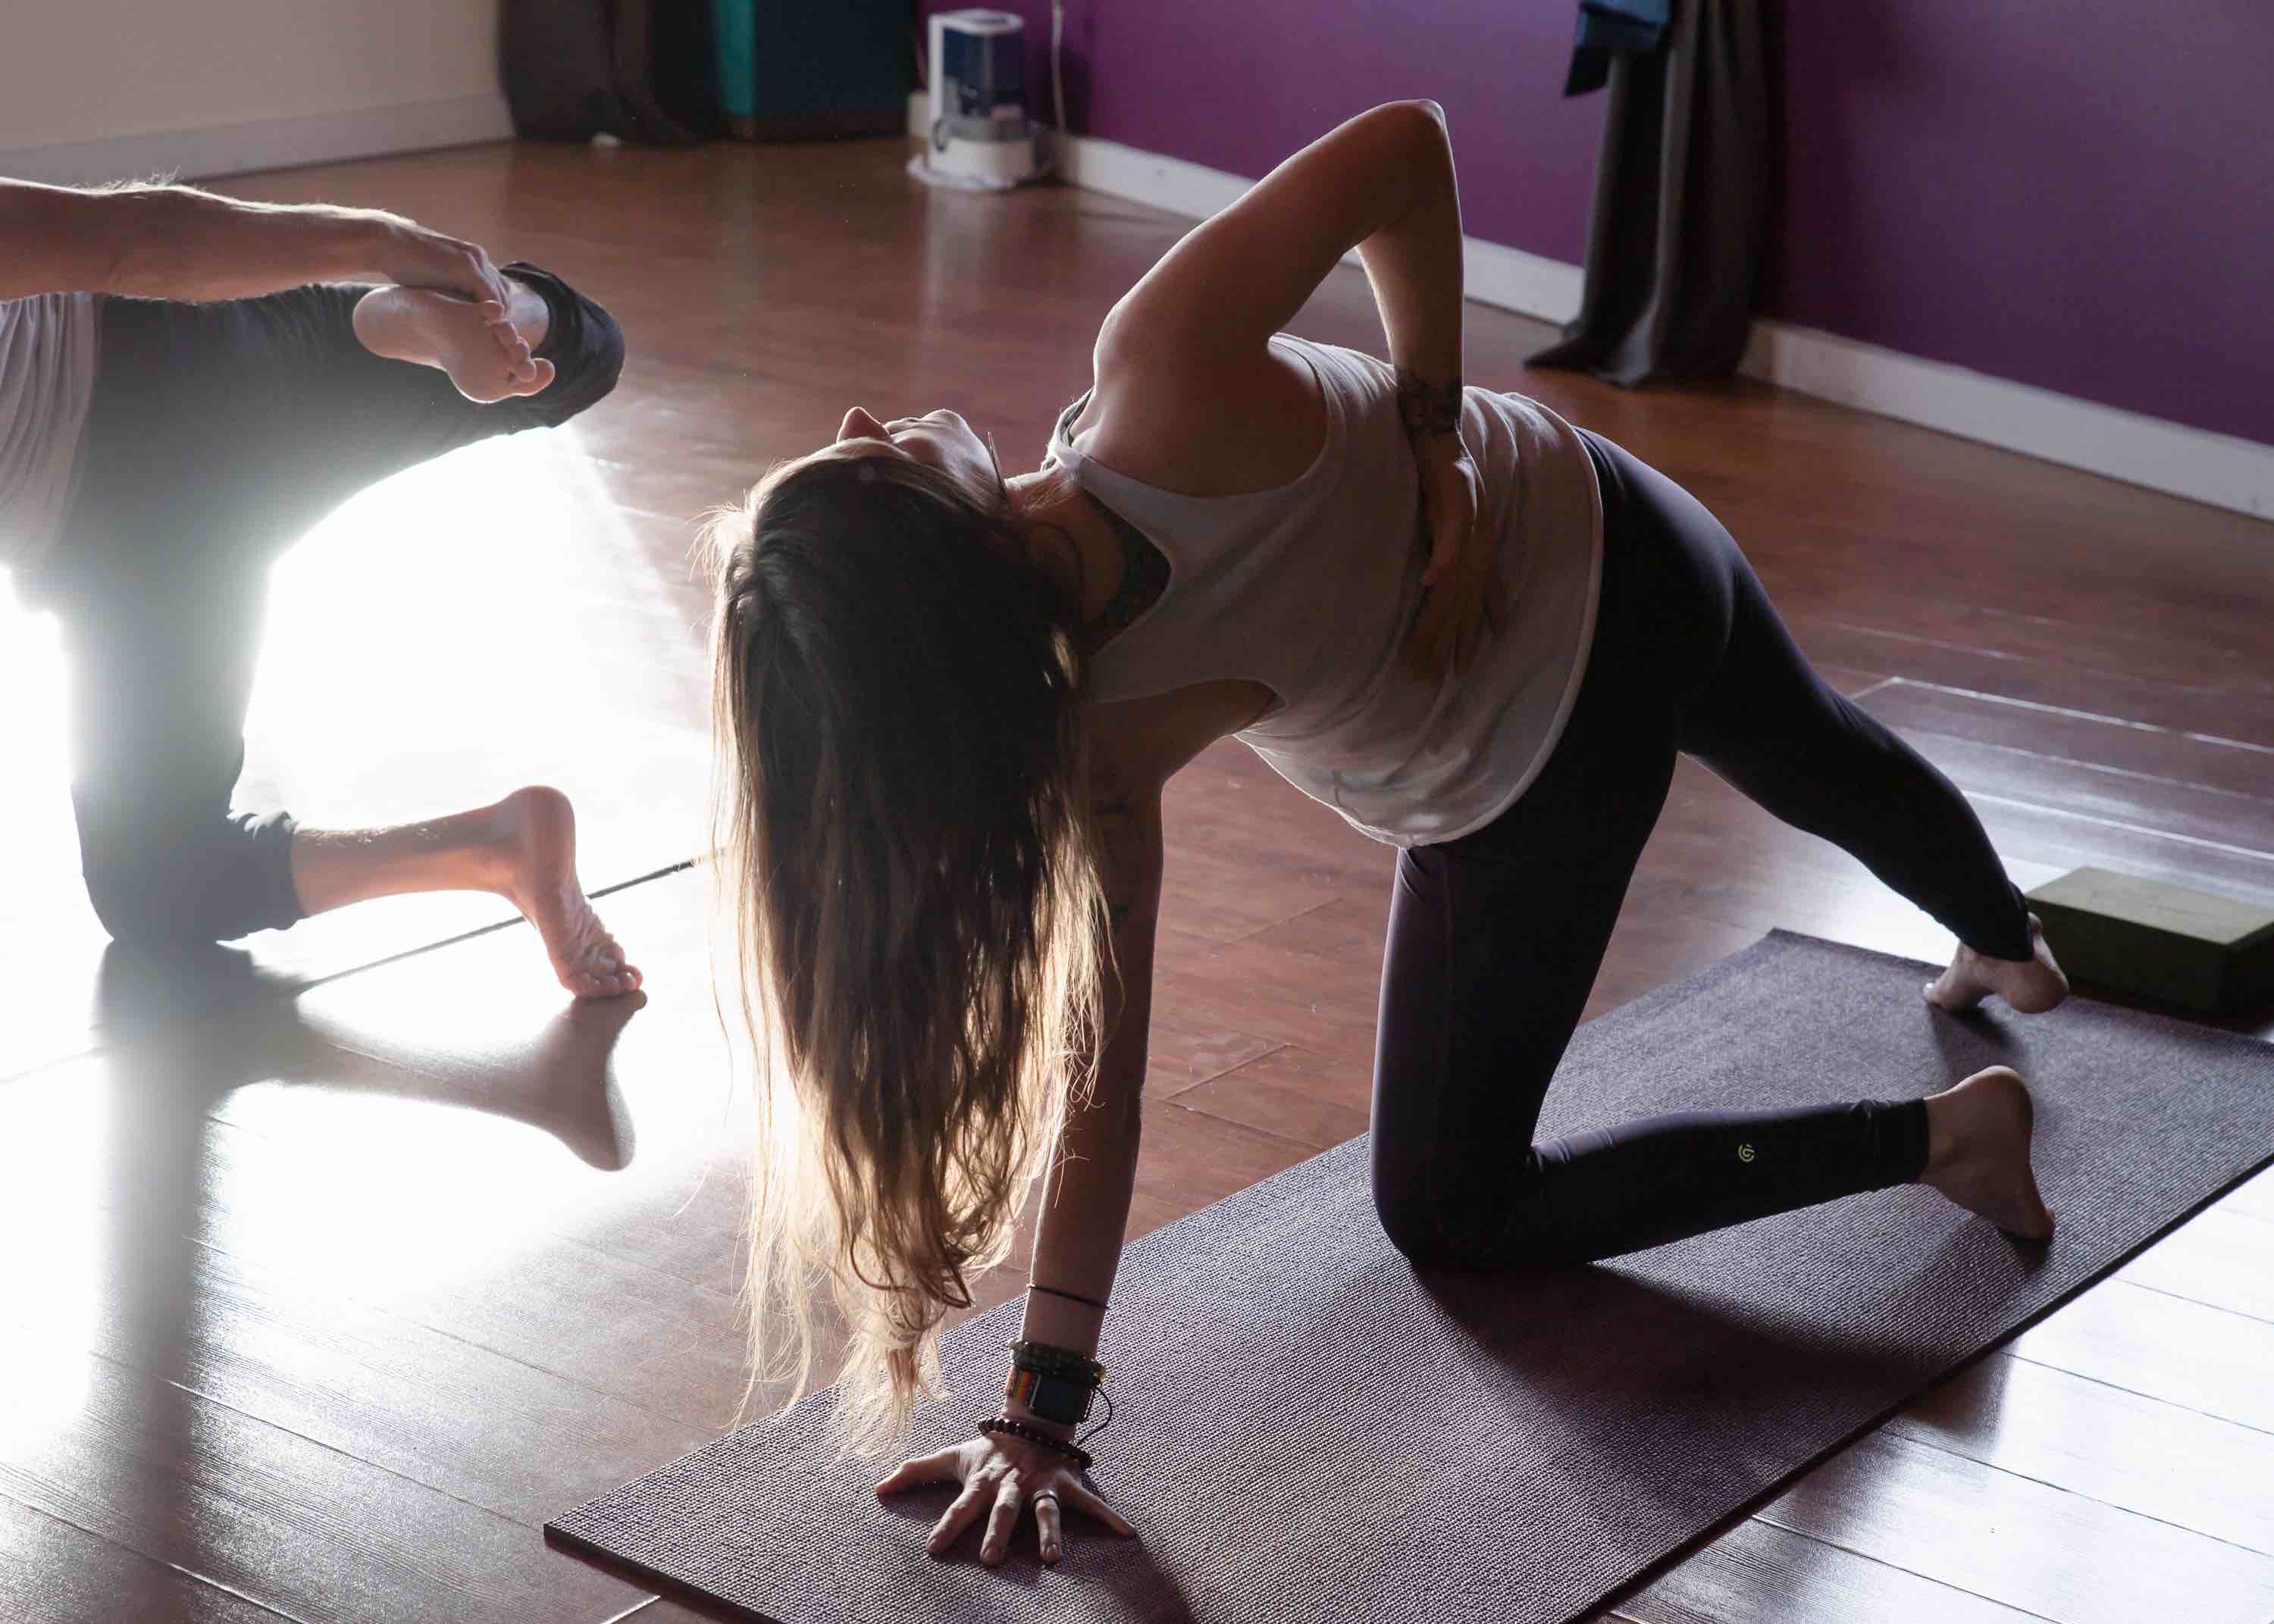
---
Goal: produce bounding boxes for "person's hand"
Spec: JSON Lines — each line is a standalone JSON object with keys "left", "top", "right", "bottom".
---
{"left": 352, "top": 214, "right": 539, "bottom": 382}
{"left": 1401, "top": 429, "right": 1496, "bottom": 682}
{"left": 359, "top": 213, "right": 517, "bottom": 312}
{"left": 877, "top": 1429, "right": 1136, "bottom": 1566}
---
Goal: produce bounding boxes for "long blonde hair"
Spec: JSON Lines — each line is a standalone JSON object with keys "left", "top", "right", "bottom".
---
{"left": 706, "top": 452, "right": 1105, "bottom": 1457}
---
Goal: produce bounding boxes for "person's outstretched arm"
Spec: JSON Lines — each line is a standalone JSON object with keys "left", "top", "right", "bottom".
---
{"left": 876, "top": 687, "right": 1256, "bottom": 1565}
{"left": 0, "top": 176, "right": 515, "bottom": 306}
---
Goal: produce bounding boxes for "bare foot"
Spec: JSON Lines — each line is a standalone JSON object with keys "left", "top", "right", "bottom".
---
{"left": 493, "top": 786, "right": 642, "bottom": 999}
{"left": 1920, "top": 1066, "right": 2054, "bottom": 1239}
{"left": 352, "top": 285, "right": 556, "bottom": 404}
{"left": 1924, "top": 912, "right": 2069, "bottom": 1014}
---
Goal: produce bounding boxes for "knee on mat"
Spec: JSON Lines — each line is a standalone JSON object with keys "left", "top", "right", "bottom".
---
{"left": 1372, "top": 1167, "right": 1558, "bottom": 1272}
{"left": 1373, "top": 1176, "right": 1485, "bottom": 1271}
{"left": 84, "top": 853, "right": 225, "bottom": 947}
{"left": 80, "top": 814, "right": 299, "bottom": 947}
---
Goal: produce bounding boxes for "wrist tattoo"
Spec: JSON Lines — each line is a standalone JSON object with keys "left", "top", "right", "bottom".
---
{"left": 1395, "top": 368, "right": 1464, "bottom": 439}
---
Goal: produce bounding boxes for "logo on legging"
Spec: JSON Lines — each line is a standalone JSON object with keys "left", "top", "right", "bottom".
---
{"left": 1737, "top": 1143, "right": 1756, "bottom": 1162}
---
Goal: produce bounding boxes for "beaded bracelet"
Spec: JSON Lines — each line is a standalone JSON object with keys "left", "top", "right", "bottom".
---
{"left": 982, "top": 1416, "right": 1095, "bottom": 1472}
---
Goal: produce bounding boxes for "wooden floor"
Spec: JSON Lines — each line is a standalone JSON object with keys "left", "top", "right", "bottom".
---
{"left": 2, "top": 138, "right": 2270, "bottom": 1623}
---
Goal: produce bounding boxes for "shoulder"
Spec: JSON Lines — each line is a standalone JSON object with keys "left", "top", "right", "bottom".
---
{"left": 1082, "top": 324, "right": 1330, "bottom": 497}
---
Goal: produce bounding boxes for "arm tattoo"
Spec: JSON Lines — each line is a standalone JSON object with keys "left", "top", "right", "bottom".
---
{"left": 1395, "top": 368, "right": 1464, "bottom": 439}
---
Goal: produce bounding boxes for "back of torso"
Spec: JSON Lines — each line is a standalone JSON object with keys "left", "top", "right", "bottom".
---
{"left": 1045, "top": 333, "right": 1602, "bottom": 847}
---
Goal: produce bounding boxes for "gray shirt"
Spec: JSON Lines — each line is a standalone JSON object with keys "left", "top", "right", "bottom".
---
{"left": 0, "top": 292, "right": 99, "bottom": 580}
{"left": 1047, "top": 333, "right": 1602, "bottom": 847}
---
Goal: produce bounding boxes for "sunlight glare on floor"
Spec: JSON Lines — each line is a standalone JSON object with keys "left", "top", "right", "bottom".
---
{"left": 0, "top": 1069, "right": 102, "bottom": 1446}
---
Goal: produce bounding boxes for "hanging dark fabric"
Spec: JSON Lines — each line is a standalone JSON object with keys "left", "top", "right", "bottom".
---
{"left": 1530, "top": 0, "right": 1768, "bottom": 387}
{"left": 501, "top": 0, "right": 712, "bottom": 146}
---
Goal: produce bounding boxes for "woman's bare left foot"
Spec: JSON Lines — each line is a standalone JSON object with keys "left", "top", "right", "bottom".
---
{"left": 352, "top": 285, "right": 556, "bottom": 404}
{"left": 1921, "top": 1065, "right": 2055, "bottom": 1240}
{"left": 493, "top": 786, "right": 642, "bottom": 999}
{"left": 1925, "top": 912, "right": 2069, "bottom": 1014}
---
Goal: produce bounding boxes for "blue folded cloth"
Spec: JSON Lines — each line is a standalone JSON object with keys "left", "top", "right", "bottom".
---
{"left": 1565, "top": 0, "right": 1672, "bottom": 96}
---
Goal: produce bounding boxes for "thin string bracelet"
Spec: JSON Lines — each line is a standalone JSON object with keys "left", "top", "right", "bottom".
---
{"left": 1075, "top": 1385, "right": 1114, "bottom": 1450}
{"left": 1028, "top": 1281, "right": 1110, "bottom": 1313}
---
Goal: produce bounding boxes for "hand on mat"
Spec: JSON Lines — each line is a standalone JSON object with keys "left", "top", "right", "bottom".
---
{"left": 1402, "top": 429, "right": 1496, "bottom": 682}
{"left": 877, "top": 1432, "right": 1135, "bottom": 1566}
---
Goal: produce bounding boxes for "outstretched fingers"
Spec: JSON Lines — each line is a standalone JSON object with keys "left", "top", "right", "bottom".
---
{"left": 978, "top": 1472, "right": 1026, "bottom": 1565}
{"left": 927, "top": 1471, "right": 1000, "bottom": 1558}
{"left": 1059, "top": 1477, "right": 1137, "bottom": 1538}
{"left": 1035, "top": 1492, "right": 1063, "bottom": 1564}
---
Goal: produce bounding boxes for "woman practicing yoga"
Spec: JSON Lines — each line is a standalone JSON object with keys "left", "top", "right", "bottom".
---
{"left": 3, "top": 177, "right": 640, "bottom": 994}
{"left": 703, "top": 102, "right": 2070, "bottom": 1564}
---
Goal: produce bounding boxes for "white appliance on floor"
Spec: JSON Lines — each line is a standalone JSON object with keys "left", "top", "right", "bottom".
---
{"left": 916, "top": 8, "right": 1045, "bottom": 189}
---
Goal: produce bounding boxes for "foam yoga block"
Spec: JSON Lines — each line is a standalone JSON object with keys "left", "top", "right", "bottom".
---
{"left": 549, "top": 931, "right": 2274, "bottom": 1624}
{"left": 2029, "top": 866, "right": 2274, "bottom": 1014}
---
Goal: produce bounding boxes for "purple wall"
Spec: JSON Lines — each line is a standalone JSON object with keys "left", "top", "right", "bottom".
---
{"left": 927, "top": 1, "right": 2274, "bottom": 449}
{"left": 1769, "top": 1, "right": 2272, "bottom": 449}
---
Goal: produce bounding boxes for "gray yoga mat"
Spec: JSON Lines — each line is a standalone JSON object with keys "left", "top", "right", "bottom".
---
{"left": 548, "top": 930, "right": 2274, "bottom": 1623}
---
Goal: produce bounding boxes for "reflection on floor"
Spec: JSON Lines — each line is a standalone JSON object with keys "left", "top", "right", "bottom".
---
{"left": 2, "top": 137, "right": 2270, "bottom": 1624}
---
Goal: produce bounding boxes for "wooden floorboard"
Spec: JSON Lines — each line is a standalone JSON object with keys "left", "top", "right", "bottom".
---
{"left": 1888, "top": 1353, "right": 2274, "bottom": 1557}
{"left": 1604, "top": 1517, "right": 2047, "bottom": 1624}
{"left": 0, "top": 1493, "right": 296, "bottom": 1624}
{"left": 1753, "top": 1431, "right": 2274, "bottom": 1623}
{"left": 2, "top": 136, "right": 2268, "bottom": 1622}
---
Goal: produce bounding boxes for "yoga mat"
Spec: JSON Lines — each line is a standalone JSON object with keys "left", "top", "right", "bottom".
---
{"left": 547, "top": 931, "right": 2274, "bottom": 1623}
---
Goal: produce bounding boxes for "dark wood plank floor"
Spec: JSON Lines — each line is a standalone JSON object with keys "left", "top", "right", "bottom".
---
{"left": 2, "top": 137, "right": 2269, "bottom": 1623}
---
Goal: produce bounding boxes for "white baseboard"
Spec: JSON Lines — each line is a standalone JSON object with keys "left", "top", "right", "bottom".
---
{"left": 0, "top": 95, "right": 517, "bottom": 188}
{"left": 912, "top": 105, "right": 2272, "bottom": 525}
{"left": 1736, "top": 322, "right": 2274, "bottom": 522}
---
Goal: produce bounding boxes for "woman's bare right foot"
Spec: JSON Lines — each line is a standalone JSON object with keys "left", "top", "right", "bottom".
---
{"left": 1925, "top": 912, "right": 2070, "bottom": 1014}
{"left": 1920, "top": 1066, "right": 2054, "bottom": 1239}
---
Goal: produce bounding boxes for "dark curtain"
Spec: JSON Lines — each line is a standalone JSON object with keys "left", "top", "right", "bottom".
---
{"left": 1528, "top": 0, "right": 1768, "bottom": 386}
{"left": 501, "top": 0, "right": 718, "bottom": 145}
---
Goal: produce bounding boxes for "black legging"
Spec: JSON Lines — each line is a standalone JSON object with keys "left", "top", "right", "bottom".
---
{"left": 28, "top": 266, "right": 623, "bottom": 947}
{"left": 1370, "top": 426, "right": 2031, "bottom": 1271}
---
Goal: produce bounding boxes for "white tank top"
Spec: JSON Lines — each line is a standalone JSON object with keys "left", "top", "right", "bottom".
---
{"left": 0, "top": 293, "right": 100, "bottom": 580}
{"left": 1045, "top": 333, "right": 1603, "bottom": 847}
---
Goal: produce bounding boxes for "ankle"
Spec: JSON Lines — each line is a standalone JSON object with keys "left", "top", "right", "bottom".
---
{"left": 1920, "top": 1090, "right": 1957, "bottom": 1176}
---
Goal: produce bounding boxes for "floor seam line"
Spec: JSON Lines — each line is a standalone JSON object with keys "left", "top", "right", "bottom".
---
{"left": 0, "top": 1491, "right": 312, "bottom": 1623}
{"left": 1743, "top": 1507, "right": 2066, "bottom": 1622}
{"left": 1879, "top": 1424, "right": 2274, "bottom": 1562}
{"left": 1999, "top": 1347, "right": 2274, "bottom": 1441}
{"left": 1968, "top": 790, "right": 2274, "bottom": 862}
{"left": 293, "top": 856, "right": 703, "bottom": 999}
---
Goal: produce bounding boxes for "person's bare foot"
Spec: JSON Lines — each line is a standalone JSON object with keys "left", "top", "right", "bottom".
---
{"left": 1925, "top": 912, "right": 2070, "bottom": 1014}
{"left": 492, "top": 786, "right": 641, "bottom": 999}
{"left": 352, "top": 284, "right": 556, "bottom": 404}
{"left": 1920, "top": 1066, "right": 2054, "bottom": 1239}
